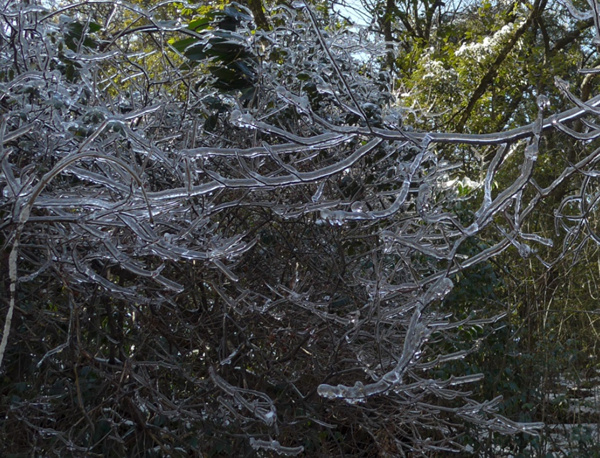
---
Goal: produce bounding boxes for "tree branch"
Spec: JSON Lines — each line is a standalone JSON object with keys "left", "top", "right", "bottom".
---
{"left": 455, "top": 0, "right": 548, "bottom": 132}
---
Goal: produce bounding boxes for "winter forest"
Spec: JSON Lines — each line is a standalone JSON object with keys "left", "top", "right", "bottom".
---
{"left": 3, "top": 0, "right": 600, "bottom": 455}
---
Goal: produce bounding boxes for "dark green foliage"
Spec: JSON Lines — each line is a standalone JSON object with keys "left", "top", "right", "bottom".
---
{"left": 171, "top": 5, "right": 257, "bottom": 91}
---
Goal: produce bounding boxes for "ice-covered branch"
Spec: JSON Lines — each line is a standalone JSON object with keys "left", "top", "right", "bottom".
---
{"left": 4, "top": 0, "right": 600, "bottom": 454}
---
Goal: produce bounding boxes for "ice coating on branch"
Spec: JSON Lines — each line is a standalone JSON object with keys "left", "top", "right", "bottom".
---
{"left": 249, "top": 438, "right": 304, "bottom": 456}
{"left": 561, "top": 0, "right": 595, "bottom": 20}
{"left": 230, "top": 109, "right": 255, "bottom": 128}
{"left": 518, "top": 242, "right": 534, "bottom": 258}
{"left": 320, "top": 209, "right": 346, "bottom": 225}
{"left": 351, "top": 201, "right": 367, "bottom": 213}
{"left": 0, "top": 0, "right": 569, "bottom": 452}
{"left": 311, "top": 181, "right": 325, "bottom": 202}
{"left": 209, "top": 367, "right": 278, "bottom": 427}
{"left": 536, "top": 94, "right": 550, "bottom": 111}
{"left": 417, "top": 182, "right": 432, "bottom": 215}
{"left": 524, "top": 142, "right": 538, "bottom": 161}
{"left": 426, "top": 277, "right": 454, "bottom": 303}
{"left": 275, "top": 86, "right": 310, "bottom": 112}
{"left": 291, "top": 1, "right": 306, "bottom": 9}
{"left": 318, "top": 279, "right": 454, "bottom": 403}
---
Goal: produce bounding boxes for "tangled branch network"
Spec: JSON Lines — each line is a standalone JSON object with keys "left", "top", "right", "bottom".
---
{"left": 1, "top": 0, "right": 600, "bottom": 454}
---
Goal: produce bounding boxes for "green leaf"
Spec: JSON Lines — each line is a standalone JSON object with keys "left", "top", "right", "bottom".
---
{"left": 187, "top": 17, "right": 212, "bottom": 31}
{"left": 64, "top": 19, "right": 99, "bottom": 51}
{"left": 170, "top": 36, "right": 199, "bottom": 54}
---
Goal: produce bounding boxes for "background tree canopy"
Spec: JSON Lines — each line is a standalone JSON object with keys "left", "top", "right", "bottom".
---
{"left": 2, "top": 0, "right": 600, "bottom": 455}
